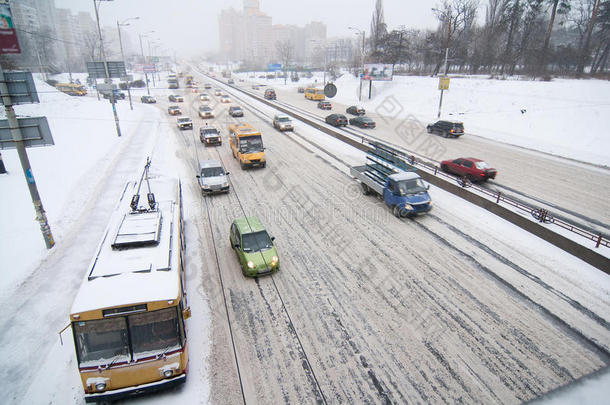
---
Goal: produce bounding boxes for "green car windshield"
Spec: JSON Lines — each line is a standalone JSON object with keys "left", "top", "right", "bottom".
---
{"left": 242, "top": 231, "right": 273, "bottom": 252}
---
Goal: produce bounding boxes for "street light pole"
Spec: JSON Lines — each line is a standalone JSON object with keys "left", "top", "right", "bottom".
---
{"left": 349, "top": 27, "right": 365, "bottom": 101}
{"left": 139, "top": 31, "right": 154, "bottom": 96}
{"left": 117, "top": 17, "right": 139, "bottom": 110}
{"left": 93, "top": 0, "right": 122, "bottom": 137}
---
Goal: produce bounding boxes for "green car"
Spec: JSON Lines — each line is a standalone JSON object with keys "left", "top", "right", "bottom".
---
{"left": 229, "top": 217, "right": 279, "bottom": 277}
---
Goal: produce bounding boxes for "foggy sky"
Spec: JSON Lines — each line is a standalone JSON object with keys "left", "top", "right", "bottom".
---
{"left": 53, "top": 0, "right": 442, "bottom": 57}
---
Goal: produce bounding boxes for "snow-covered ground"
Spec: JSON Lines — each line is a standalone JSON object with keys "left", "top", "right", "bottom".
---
{"left": 0, "top": 71, "right": 608, "bottom": 403}
{"left": 237, "top": 72, "right": 610, "bottom": 166}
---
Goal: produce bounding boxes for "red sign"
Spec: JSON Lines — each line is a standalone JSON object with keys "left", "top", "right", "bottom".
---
{"left": 0, "top": 1, "right": 20, "bottom": 54}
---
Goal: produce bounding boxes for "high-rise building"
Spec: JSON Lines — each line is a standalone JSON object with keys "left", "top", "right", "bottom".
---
{"left": 219, "top": 0, "right": 325, "bottom": 67}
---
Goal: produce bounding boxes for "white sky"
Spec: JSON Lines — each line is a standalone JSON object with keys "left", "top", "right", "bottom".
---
{"left": 53, "top": 0, "right": 442, "bottom": 56}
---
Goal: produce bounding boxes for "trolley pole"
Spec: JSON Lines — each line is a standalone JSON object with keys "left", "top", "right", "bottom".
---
{"left": 0, "top": 65, "right": 54, "bottom": 248}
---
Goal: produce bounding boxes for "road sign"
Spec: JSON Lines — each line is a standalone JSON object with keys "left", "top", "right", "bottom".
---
{"left": 438, "top": 76, "right": 450, "bottom": 90}
{"left": 0, "top": 71, "right": 38, "bottom": 105}
{"left": 86, "top": 61, "right": 127, "bottom": 79}
{"left": 0, "top": 117, "right": 54, "bottom": 150}
{"left": 324, "top": 82, "right": 337, "bottom": 98}
{"left": 96, "top": 83, "right": 115, "bottom": 92}
{"left": 143, "top": 64, "right": 156, "bottom": 73}
{"left": 0, "top": 0, "right": 20, "bottom": 54}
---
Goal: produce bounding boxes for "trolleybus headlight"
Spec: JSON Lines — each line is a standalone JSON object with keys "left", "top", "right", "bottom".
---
{"left": 95, "top": 382, "right": 106, "bottom": 392}
{"left": 247, "top": 261, "right": 255, "bottom": 269}
{"left": 163, "top": 369, "right": 174, "bottom": 378}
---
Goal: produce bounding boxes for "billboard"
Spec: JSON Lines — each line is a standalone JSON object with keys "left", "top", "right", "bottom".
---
{"left": 362, "top": 64, "right": 393, "bottom": 81}
{"left": 268, "top": 63, "right": 282, "bottom": 72}
{"left": 0, "top": 0, "right": 20, "bottom": 54}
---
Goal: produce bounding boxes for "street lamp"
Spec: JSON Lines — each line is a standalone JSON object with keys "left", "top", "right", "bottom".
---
{"left": 93, "top": 0, "right": 122, "bottom": 137}
{"left": 117, "top": 16, "right": 139, "bottom": 110}
{"left": 147, "top": 38, "right": 161, "bottom": 88}
{"left": 139, "top": 30, "right": 155, "bottom": 95}
{"left": 349, "top": 26, "right": 365, "bottom": 102}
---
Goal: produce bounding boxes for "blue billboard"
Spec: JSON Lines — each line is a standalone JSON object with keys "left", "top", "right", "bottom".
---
{"left": 268, "top": 63, "right": 282, "bottom": 72}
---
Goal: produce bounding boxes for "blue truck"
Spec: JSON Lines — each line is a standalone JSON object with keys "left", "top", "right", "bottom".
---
{"left": 350, "top": 143, "right": 432, "bottom": 217}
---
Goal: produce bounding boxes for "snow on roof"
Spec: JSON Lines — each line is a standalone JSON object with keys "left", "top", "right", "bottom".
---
{"left": 71, "top": 177, "right": 182, "bottom": 315}
{"left": 389, "top": 171, "right": 421, "bottom": 181}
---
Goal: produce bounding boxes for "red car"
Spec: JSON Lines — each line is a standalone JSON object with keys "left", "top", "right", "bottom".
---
{"left": 317, "top": 101, "right": 332, "bottom": 110}
{"left": 440, "top": 157, "right": 497, "bottom": 182}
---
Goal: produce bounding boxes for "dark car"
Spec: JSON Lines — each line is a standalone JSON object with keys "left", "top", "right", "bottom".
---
{"left": 325, "top": 114, "right": 348, "bottom": 127}
{"left": 168, "top": 105, "right": 182, "bottom": 115}
{"left": 102, "top": 89, "right": 125, "bottom": 100}
{"left": 168, "top": 94, "right": 184, "bottom": 102}
{"left": 440, "top": 157, "right": 497, "bottom": 182}
{"left": 317, "top": 101, "right": 332, "bottom": 110}
{"left": 297, "top": 87, "right": 305, "bottom": 93}
{"left": 264, "top": 89, "right": 276, "bottom": 100}
{"left": 349, "top": 116, "right": 376, "bottom": 128}
{"left": 346, "top": 105, "right": 365, "bottom": 116}
{"left": 200, "top": 126, "right": 222, "bottom": 146}
{"left": 228, "top": 106, "right": 244, "bottom": 117}
{"left": 140, "top": 95, "right": 156, "bottom": 103}
{"left": 227, "top": 79, "right": 235, "bottom": 84}
{"left": 426, "top": 120, "right": 464, "bottom": 138}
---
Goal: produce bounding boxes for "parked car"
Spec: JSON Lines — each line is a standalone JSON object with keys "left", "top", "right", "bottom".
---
{"left": 297, "top": 87, "right": 305, "bottom": 93}
{"left": 426, "top": 120, "right": 464, "bottom": 138}
{"left": 272, "top": 114, "right": 294, "bottom": 131}
{"left": 168, "top": 94, "right": 183, "bottom": 102}
{"left": 199, "top": 93, "right": 210, "bottom": 101}
{"left": 197, "top": 159, "right": 229, "bottom": 194}
{"left": 140, "top": 95, "right": 156, "bottom": 103}
{"left": 229, "top": 216, "right": 279, "bottom": 277}
{"left": 228, "top": 106, "right": 244, "bottom": 117}
{"left": 264, "top": 89, "right": 276, "bottom": 100}
{"left": 198, "top": 105, "right": 215, "bottom": 119}
{"left": 325, "top": 113, "right": 348, "bottom": 127}
{"left": 176, "top": 117, "right": 193, "bottom": 130}
{"left": 220, "top": 95, "right": 231, "bottom": 103}
{"left": 346, "top": 105, "right": 365, "bottom": 116}
{"left": 168, "top": 105, "right": 182, "bottom": 115}
{"left": 349, "top": 116, "right": 376, "bottom": 128}
{"left": 317, "top": 101, "right": 332, "bottom": 110}
{"left": 440, "top": 157, "right": 497, "bottom": 182}
{"left": 199, "top": 126, "right": 222, "bottom": 146}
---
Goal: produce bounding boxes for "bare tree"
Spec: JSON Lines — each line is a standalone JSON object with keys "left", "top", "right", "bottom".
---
{"left": 370, "top": 0, "right": 388, "bottom": 60}
{"left": 539, "top": 0, "right": 571, "bottom": 75}
{"left": 576, "top": 0, "right": 602, "bottom": 73}
{"left": 275, "top": 40, "right": 294, "bottom": 84}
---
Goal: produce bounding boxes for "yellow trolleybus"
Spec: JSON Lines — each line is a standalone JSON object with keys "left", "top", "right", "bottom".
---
{"left": 56, "top": 82, "right": 87, "bottom": 96}
{"left": 304, "top": 87, "right": 325, "bottom": 101}
{"left": 69, "top": 161, "right": 190, "bottom": 403}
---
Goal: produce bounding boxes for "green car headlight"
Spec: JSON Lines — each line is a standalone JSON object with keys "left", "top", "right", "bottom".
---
{"left": 271, "top": 256, "right": 279, "bottom": 266}
{"left": 247, "top": 261, "right": 255, "bottom": 269}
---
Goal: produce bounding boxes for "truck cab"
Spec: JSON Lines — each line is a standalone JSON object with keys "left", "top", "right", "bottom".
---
{"left": 228, "top": 123, "right": 266, "bottom": 169}
{"left": 382, "top": 172, "right": 432, "bottom": 217}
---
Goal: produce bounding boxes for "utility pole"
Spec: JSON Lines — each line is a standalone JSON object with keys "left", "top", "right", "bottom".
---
{"left": 93, "top": 0, "right": 122, "bottom": 137}
{"left": 0, "top": 65, "right": 54, "bottom": 248}
{"left": 437, "top": 16, "right": 451, "bottom": 118}
{"left": 117, "top": 18, "right": 139, "bottom": 111}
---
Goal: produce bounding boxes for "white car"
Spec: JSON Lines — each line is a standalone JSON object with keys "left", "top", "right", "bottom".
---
{"left": 220, "top": 95, "right": 231, "bottom": 103}
{"left": 199, "top": 93, "right": 210, "bottom": 101}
